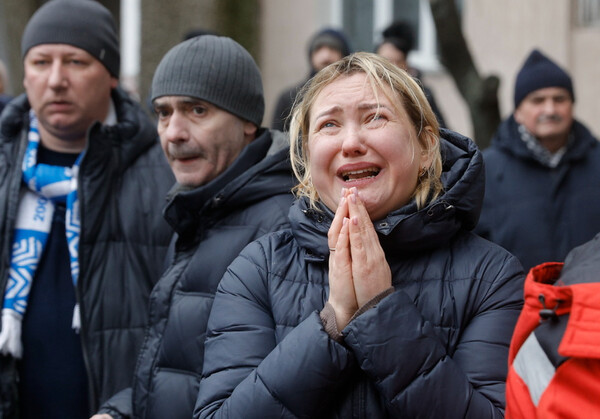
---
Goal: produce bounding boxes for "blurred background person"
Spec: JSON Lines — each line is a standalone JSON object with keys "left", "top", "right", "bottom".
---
{"left": 476, "top": 48, "right": 600, "bottom": 272}
{"left": 270, "top": 27, "right": 351, "bottom": 132}
{"left": 375, "top": 20, "right": 446, "bottom": 128}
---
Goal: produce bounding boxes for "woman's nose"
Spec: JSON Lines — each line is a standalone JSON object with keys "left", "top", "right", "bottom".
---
{"left": 341, "top": 127, "right": 367, "bottom": 156}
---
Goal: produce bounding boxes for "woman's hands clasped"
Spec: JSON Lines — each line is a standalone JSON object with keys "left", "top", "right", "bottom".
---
{"left": 327, "top": 187, "right": 392, "bottom": 330}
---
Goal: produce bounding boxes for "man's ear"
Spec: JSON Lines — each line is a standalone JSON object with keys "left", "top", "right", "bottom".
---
{"left": 514, "top": 107, "right": 524, "bottom": 125}
{"left": 110, "top": 77, "right": 119, "bottom": 90}
{"left": 243, "top": 121, "right": 258, "bottom": 139}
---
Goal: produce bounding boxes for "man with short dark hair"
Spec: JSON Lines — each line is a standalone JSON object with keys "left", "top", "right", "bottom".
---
{"left": 0, "top": 1, "right": 174, "bottom": 417}
{"left": 476, "top": 48, "right": 600, "bottom": 271}
{"left": 93, "top": 35, "right": 295, "bottom": 419}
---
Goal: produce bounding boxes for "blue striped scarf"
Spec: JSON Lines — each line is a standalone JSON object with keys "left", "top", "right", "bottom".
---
{"left": 0, "top": 111, "right": 82, "bottom": 358}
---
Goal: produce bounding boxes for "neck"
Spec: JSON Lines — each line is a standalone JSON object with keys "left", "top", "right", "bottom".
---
{"left": 537, "top": 133, "right": 569, "bottom": 154}
{"left": 34, "top": 99, "right": 114, "bottom": 153}
{"left": 38, "top": 124, "right": 87, "bottom": 153}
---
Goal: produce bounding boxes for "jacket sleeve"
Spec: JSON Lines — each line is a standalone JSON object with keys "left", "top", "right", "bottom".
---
{"left": 96, "top": 387, "right": 133, "bottom": 419}
{"left": 194, "top": 241, "right": 356, "bottom": 419}
{"left": 343, "top": 254, "right": 524, "bottom": 418}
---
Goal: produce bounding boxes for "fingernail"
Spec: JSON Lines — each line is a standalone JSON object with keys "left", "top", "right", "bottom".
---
{"left": 352, "top": 216, "right": 358, "bottom": 225}
{"left": 340, "top": 196, "right": 345, "bottom": 205}
{"left": 343, "top": 217, "right": 348, "bottom": 225}
{"left": 351, "top": 187, "right": 357, "bottom": 195}
{"left": 340, "top": 187, "right": 347, "bottom": 197}
{"left": 350, "top": 193, "right": 356, "bottom": 204}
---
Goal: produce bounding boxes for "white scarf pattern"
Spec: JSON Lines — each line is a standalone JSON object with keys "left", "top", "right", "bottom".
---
{"left": 0, "top": 111, "right": 82, "bottom": 358}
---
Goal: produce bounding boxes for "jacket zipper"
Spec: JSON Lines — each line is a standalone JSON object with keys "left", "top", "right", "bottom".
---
{"left": 74, "top": 147, "right": 98, "bottom": 413}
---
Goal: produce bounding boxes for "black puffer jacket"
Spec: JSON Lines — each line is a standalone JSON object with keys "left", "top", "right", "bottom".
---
{"left": 476, "top": 115, "right": 600, "bottom": 271}
{"left": 0, "top": 89, "right": 174, "bottom": 416}
{"left": 98, "top": 129, "right": 296, "bottom": 419}
{"left": 196, "top": 130, "right": 525, "bottom": 418}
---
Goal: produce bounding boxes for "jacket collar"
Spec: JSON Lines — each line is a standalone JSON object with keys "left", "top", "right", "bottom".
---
{"left": 492, "top": 115, "right": 597, "bottom": 165}
{"left": 163, "top": 129, "right": 293, "bottom": 238}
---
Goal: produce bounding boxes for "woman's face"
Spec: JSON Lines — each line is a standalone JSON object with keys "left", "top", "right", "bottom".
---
{"left": 308, "top": 72, "right": 430, "bottom": 220}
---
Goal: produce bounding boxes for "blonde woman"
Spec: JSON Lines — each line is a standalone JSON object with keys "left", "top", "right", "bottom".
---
{"left": 195, "top": 52, "right": 524, "bottom": 418}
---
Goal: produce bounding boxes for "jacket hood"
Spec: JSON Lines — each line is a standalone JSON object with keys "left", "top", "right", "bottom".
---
{"left": 163, "top": 128, "right": 295, "bottom": 238}
{"left": 291, "top": 129, "right": 484, "bottom": 257}
{"left": 559, "top": 233, "right": 600, "bottom": 285}
{"left": 491, "top": 115, "right": 597, "bottom": 164}
{"left": 0, "top": 88, "right": 158, "bottom": 170}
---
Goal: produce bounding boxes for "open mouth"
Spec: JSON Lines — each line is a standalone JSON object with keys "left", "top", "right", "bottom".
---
{"left": 341, "top": 167, "right": 380, "bottom": 182}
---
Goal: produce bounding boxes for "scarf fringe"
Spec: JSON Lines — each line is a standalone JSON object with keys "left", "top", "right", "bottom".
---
{"left": 0, "top": 309, "right": 23, "bottom": 358}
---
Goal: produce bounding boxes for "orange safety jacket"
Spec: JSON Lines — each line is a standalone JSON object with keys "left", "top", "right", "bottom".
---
{"left": 506, "top": 262, "right": 600, "bottom": 418}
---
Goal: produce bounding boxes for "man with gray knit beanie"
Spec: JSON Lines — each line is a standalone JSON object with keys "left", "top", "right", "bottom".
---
{"left": 476, "top": 48, "right": 600, "bottom": 272}
{"left": 93, "top": 35, "right": 295, "bottom": 419}
{"left": 0, "top": 1, "right": 174, "bottom": 417}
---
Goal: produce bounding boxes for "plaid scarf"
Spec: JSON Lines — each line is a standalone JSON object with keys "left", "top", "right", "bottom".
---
{"left": 0, "top": 112, "right": 82, "bottom": 358}
{"left": 518, "top": 123, "right": 570, "bottom": 168}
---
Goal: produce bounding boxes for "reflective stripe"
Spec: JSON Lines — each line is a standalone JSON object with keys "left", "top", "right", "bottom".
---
{"left": 513, "top": 332, "right": 556, "bottom": 406}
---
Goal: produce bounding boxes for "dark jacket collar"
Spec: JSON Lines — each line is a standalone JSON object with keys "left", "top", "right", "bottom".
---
{"left": 491, "top": 115, "right": 597, "bottom": 164}
{"left": 163, "top": 129, "right": 294, "bottom": 238}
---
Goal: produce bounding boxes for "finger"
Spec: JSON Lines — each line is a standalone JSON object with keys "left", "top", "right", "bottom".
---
{"left": 346, "top": 188, "right": 377, "bottom": 256}
{"left": 346, "top": 188, "right": 392, "bottom": 307}
{"left": 327, "top": 217, "right": 358, "bottom": 329}
{"left": 327, "top": 188, "right": 349, "bottom": 250}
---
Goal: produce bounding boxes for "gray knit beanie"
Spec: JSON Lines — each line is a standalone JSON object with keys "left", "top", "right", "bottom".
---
{"left": 151, "top": 35, "right": 264, "bottom": 127}
{"left": 21, "top": 0, "right": 120, "bottom": 77}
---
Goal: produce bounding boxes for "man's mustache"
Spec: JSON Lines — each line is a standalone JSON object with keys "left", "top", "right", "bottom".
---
{"left": 537, "top": 114, "right": 563, "bottom": 123}
{"left": 168, "top": 143, "right": 205, "bottom": 160}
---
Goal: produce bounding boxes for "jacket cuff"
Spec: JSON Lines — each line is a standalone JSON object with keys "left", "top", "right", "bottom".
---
{"left": 348, "top": 287, "right": 395, "bottom": 324}
{"left": 319, "top": 302, "right": 345, "bottom": 343}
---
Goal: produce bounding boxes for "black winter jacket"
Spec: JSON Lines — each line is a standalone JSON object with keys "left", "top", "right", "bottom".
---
{"left": 195, "top": 130, "right": 524, "bottom": 418}
{"left": 98, "top": 129, "right": 296, "bottom": 419}
{"left": 0, "top": 89, "right": 174, "bottom": 417}
{"left": 476, "top": 115, "right": 600, "bottom": 271}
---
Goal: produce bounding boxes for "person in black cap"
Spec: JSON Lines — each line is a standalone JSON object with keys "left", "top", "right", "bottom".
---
{"left": 0, "top": 0, "right": 175, "bottom": 417}
{"left": 375, "top": 20, "right": 446, "bottom": 127}
{"left": 92, "top": 35, "right": 295, "bottom": 419}
{"left": 271, "top": 27, "right": 352, "bottom": 131}
{"left": 476, "top": 48, "right": 600, "bottom": 271}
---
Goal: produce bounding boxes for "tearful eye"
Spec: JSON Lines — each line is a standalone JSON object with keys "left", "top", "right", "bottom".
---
{"left": 368, "top": 113, "right": 386, "bottom": 124}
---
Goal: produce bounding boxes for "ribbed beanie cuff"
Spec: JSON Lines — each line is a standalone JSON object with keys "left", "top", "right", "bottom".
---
{"left": 514, "top": 49, "right": 574, "bottom": 108}
{"left": 151, "top": 35, "right": 264, "bottom": 127}
{"left": 21, "top": 0, "right": 120, "bottom": 77}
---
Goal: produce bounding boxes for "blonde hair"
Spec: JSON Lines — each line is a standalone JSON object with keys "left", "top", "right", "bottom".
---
{"left": 289, "top": 51, "right": 443, "bottom": 211}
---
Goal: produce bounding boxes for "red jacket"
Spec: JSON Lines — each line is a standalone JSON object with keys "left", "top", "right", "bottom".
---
{"left": 506, "top": 262, "right": 600, "bottom": 418}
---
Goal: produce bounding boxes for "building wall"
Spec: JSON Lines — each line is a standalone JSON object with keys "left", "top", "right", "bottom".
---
{"left": 259, "top": 0, "right": 600, "bottom": 140}
{"left": 260, "top": 0, "right": 335, "bottom": 128}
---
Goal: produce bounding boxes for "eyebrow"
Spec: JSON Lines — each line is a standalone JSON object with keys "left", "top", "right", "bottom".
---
{"left": 313, "top": 102, "right": 391, "bottom": 121}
